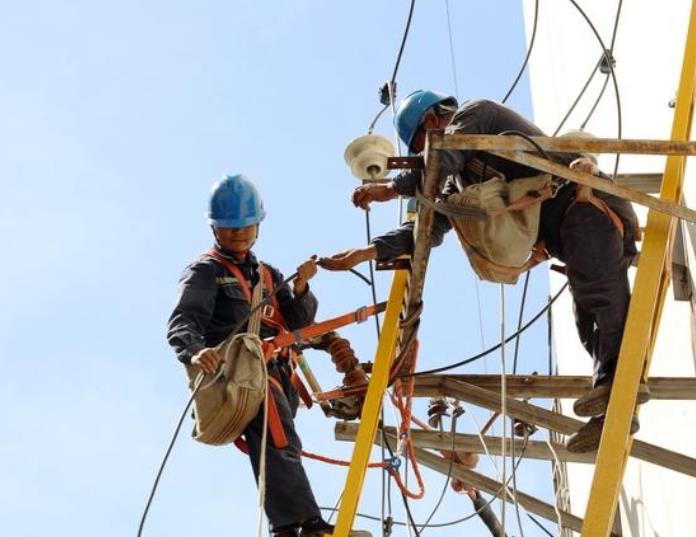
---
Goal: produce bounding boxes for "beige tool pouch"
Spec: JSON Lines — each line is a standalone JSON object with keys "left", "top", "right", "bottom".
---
{"left": 184, "top": 269, "right": 267, "bottom": 446}
{"left": 447, "top": 173, "right": 553, "bottom": 285}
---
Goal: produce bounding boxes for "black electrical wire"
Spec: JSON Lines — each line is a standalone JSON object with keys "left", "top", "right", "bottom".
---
{"left": 502, "top": 0, "right": 540, "bottom": 104}
{"left": 510, "top": 420, "right": 525, "bottom": 537}
{"left": 580, "top": 71, "right": 611, "bottom": 131}
{"left": 406, "top": 283, "right": 568, "bottom": 378}
{"left": 416, "top": 411, "right": 462, "bottom": 534}
{"left": 526, "top": 513, "right": 556, "bottom": 537}
{"left": 364, "top": 210, "right": 394, "bottom": 537}
{"left": 552, "top": 59, "right": 602, "bottom": 137}
{"left": 136, "top": 270, "right": 299, "bottom": 537}
{"left": 389, "top": 0, "right": 416, "bottom": 91}
{"left": 512, "top": 272, "right": 531, "bottom": 375}
{"left": 369, "top": 104, "right": 390, "bottom": 134}
{"left": 349, "top": 268, "right": 373, "bottom": 286}
{"left": 580, "top": 0, "right": 624, "bottom": 131}
{"left": 566, "top": 0, "right": 623, "bottom": 179}
{"left": 368, "top": 0, "right": 417, "bottom": 132}
{"left": 382, "top": 432, "right": 422, "bottom": 537}
{"left": 365, "top": 211, "right": 382, "bottom": 338}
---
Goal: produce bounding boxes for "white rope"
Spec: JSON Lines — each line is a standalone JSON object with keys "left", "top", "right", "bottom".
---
{"left": 256, "top": 362, "right": 270, "bottom": 537}
{"left": 499, "top": 283, "right": 507, "bottom": 533}
{"left": 544, "top": 435, "right": 565, "bottom": 533}
{"left": 465, "top": 408, "right": 540, "bottom": 530}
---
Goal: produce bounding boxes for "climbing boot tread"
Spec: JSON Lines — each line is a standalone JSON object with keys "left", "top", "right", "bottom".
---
{"left": 573, "top": 382, "right": 651, "bottom": 418}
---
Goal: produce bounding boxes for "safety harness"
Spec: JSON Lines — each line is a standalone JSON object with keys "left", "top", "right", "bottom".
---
{"left": 206, "top": 249, "right": 386, "bottom": 452}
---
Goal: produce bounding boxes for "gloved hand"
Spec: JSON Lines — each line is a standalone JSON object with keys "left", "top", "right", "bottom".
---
{"left": 351, "top": 183, "right": 398, "bottom": 210}
{"left": 318, "top": 245, "right": 378, "bottom": 271}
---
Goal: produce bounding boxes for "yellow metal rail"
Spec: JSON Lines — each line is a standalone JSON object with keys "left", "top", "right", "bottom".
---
{"left": 331, "top": 268, "right": 409, "bottom": 537}
{"left": 580, "top": 2, "right": 696, "bottom": 535}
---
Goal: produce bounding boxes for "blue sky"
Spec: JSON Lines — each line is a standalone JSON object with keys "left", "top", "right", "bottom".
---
{"left": 0, "top": 1, "right": 562, "bottom": 536}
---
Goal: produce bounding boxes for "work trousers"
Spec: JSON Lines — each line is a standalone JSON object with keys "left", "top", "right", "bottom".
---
{"left": 243, "top": 361, "right": 321, "bottom": 531}
{"left": 557, "top": 193, "right": 635, "bottom": 387}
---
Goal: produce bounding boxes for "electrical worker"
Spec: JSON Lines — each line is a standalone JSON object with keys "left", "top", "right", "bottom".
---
{"left": 167, "top": 174, "right": 336, "bottom": 537}
{"left": 319, "top": 91, "right": 648, "bottom": 453}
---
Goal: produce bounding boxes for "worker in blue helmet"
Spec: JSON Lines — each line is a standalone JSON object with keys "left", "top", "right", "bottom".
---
{"left": 167, "top": 174, "right": 341, "bottom": 537}
{"left": 320, "top": 93, "right": 646, "bottom": 454}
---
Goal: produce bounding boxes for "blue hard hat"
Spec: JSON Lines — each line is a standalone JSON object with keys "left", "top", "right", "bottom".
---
{"left": 394, "top": 89, "right": 457, "bottom": 151}
{"left": 207, "top": 174, "right": 266, "bottom": 228}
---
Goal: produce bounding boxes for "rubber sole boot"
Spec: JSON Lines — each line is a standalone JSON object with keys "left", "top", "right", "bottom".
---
{"left": 301, "top": 529, "right": 372, "bottom": 537}
{"left": 566, "top": 415, "right": 640, "bottom": 454}
{"left": 573, "top": 382, "right": 651, "bottom": 418}
{"left": 299, "top": 517, "right": 372, "bottom": 537}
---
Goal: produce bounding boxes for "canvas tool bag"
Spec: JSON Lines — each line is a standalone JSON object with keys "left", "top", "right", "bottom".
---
{"left": 446, "top": 165, "right": 554, "bottom": 285}
{"left": 184, "top": 267, "right": 267, "bottom": 446}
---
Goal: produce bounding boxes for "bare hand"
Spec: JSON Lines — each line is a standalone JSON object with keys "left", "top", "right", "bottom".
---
{"left": 293, "top": 256, "right": 318, "bottom": 295}
{"left": 570, "top": 156, "right": 599, "bottom": 176}
{"left": 351, "top": 183, "right": 397, "bottom": 210}
{"left": 192, "top": 348, "right": 223, "bottom": 375}
{"left": 317, "top": 245, "right": 377, "bottom": 271}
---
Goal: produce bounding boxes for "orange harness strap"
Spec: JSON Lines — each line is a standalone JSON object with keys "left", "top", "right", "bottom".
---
{"left": 268, "top": 302, "right": 386, "bottom": 350}
{"left": 230, "top": 377, "right": 289, "bottom": 451}
{"left": 207, "top": 249, "right": 289, "bottom": 331}
{"left": 266, "top": 376, "right": 289, "bottom": 449}
{"left": 565, "top": 185, "right": 625, "bottom": 236}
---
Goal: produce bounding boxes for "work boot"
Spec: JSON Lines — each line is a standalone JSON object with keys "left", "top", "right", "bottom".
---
{"left": 273, "top": 524, "right": 300, "bottom": 537}
{"left": 566, "top": 415, "right": 640, "bottom": 454}
{"left": 299, "top": 516, "right": 372, "bottom": 537}
{"left": 273, "top": 529, "right": 299, "bottom": 537}
{"left": 573, "top": 382, "right": 651, "bottom": 417}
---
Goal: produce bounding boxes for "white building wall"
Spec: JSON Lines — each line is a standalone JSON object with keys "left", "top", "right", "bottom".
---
{"left": 522, "top": 1, "right": 696, "bottom": 535}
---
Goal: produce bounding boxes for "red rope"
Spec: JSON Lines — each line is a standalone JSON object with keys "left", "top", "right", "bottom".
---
{"left": 302, "top": 450, "right": 386, "bottom": 469}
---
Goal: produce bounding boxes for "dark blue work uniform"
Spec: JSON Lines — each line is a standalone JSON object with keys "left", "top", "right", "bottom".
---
{"left": 167, "top": 245, "right": 321, "bottom": 531}
{"left": 372, "top": 99, "right": 639, "bottom": 388}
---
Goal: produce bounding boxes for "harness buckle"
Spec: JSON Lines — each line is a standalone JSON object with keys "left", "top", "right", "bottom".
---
{"left": 262, "top": 304, "right": 275, "bottom": 319}
{"left": 384, "top": 456, "right": 401, "bottom": 471}
{"left": 354, "top": 306, "right": 368, "bottom": 324}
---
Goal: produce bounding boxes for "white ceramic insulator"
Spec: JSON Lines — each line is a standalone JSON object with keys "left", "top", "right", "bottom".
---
{"left": 344, "top": 134, "right": 395, "bottom": 181}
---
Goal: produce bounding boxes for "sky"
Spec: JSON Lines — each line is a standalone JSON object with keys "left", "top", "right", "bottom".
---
{"left": 0, "top": 1, "right": 569, "bottom": 536}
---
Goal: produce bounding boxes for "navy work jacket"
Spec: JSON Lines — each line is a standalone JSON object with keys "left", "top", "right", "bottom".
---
{"left": 167, "top": 247, "right": 318, "bottom": 364}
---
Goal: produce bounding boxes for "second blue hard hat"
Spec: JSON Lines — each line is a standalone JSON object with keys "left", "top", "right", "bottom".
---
{"left": 207, "top": 174, "right": 266, "bottom": 228}
{"left": 394, "top": 89, "right": 458, "bottom": 151}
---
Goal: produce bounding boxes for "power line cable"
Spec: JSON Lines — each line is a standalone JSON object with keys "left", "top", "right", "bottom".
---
{"left": 406, "top": 283, "right": 568, "bottom": 377}
{"left": 502, "top": 0, "right": 540, "bottom": 104}
{"left": 526, "top": 513, "right": 556, "bottom": 537}
{"left": 580, "top": 0, "right": 625, "bottom": 130}
{"left": 443, "top": 0, "right": 460, "bottom": 99}
{"left": 566, "top": 0, "right": 623, "bottom": 179}
{"left": 368, "top": 0, "right": 417, "bottom": 132}
{"left": 416, "top": 410, "right": 462, "bottom": 534}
